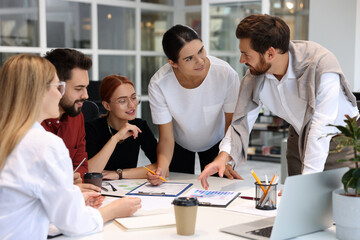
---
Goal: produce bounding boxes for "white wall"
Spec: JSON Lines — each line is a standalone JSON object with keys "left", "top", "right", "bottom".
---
{"left": 309, "top": 0, "right": 360, "bottom": 91}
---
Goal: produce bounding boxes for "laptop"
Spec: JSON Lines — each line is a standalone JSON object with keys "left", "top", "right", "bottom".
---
{"left": 220, "top": 167, "right": 348, "bottom": 240}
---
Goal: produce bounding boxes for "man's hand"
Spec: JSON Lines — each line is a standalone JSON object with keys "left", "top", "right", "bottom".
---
{"left": 223, "top": 164, "right": 243, "bottom": 180}
{"left": 82, "top": 191, "right": 105, "bottom": 208}
{"left": 73, "top": 172, "right": 82, "bottom": 184}
{"left": 76, "top": 183, "right": 101, "bottom": 193}
{"left": 198, "top": 152, "right": 241, "bottom": 190}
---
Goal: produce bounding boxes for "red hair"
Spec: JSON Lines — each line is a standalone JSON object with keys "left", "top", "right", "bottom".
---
{"left": 100, "top": 74, "right": 134, "bottom": 102}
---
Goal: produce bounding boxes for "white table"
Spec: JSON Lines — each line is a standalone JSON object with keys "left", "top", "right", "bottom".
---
{"left": 57, "top": 172, "right": 336, "bottom": 239}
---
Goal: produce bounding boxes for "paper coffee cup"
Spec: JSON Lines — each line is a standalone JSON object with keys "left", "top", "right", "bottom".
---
{"left": 83, "top": 172, "right": 103, "bottom": 188}
{"left": 172, "top": 197, "right": 199, "bottom": 235}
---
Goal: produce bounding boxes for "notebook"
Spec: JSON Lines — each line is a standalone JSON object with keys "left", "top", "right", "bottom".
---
{"left": 115, "top": 213, "right": 175, "bottom": 231}
{"left": 220, "top": 167, "right": 348, "bottom": 240}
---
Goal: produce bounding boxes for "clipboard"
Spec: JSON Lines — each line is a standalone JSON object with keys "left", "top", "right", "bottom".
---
{"left": 184, "top": 188, "right": 240, "bottom": 207}
{"left": 126, "top": 182, "right": 193, "bottom": 197}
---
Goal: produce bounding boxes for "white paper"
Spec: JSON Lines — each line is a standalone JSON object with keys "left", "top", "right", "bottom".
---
{"left": 183, "top": 188, "right": 240, "bottom": 206}
{"left": 127, "top": 182, "right": 192, "bottom": 196}
{"left": 226, "top": 198, "right": 278, "bottom": 217}
{"left": 115, "top": 213, "right": 175, "bottom": 231}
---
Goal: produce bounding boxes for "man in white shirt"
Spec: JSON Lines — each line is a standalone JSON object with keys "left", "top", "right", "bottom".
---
{"left": 199, "top": 14, "right": 359, "bottom": 189}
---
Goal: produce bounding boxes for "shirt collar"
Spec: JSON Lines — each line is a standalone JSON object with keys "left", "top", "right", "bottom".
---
{"left": 265, "top": 51, "right": 296, "bottom": 81}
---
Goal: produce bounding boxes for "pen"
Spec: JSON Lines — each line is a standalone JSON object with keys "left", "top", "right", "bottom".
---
{"left": 240, "top": 196, "right": 260, "bottom": 201}
{"left": 73, "top": 157, "right": 86, "bottom": 173}
{"left": 261, "top": 176, "right": 279, "bottom": 208}
{"left": 144, "top": 166, "right": 167, "bottom": 182}
{"left": 261, "top": 173, "right": 277, "bottom": 204}
{"left": 138, "top": 191, "right": 165, "bottom": 195}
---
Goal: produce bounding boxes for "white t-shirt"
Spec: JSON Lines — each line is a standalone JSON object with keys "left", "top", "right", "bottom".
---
{"left": 0, "top": 122, "right": 103, "bottom": 239}
{"left": 149, "top": 56, "right": 240, "bottom": 152}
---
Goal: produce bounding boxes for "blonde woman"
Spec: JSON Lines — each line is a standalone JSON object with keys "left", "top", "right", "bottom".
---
{"left": 0, "top": 54, "right": 141, "bottom": 239}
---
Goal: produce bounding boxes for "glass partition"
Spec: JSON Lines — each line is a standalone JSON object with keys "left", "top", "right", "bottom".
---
{"left": 141, "top": 10, "right": 173, "bottom": 51}
{"left": 270, "top": 0, "right": 309, "bottom": 40}
{"left": 186, "top": 12, "right": 201, "bottom": 37}
{"left": 98, "top": 5, "right": 135, "bottom": 50}
{"left": 99, "top": 55, "right": 135, "bottom": 83}
{"left": 141, "top": 56, "right": 168, "bottom": 95}
{"left": 141, "top": 0, "right": 173, "bottom": 5}
{"left": 0, "top": 0, "right": 39, "bottom": 47}
{"left": 46, "top": 0, "right": 90, "bottom": 48}
{"left": 209, "top": 2, "right": 261, "bottom": 52}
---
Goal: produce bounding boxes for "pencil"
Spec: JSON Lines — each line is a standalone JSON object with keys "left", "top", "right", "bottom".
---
{"left": 73, "top": 157, "right": 86, "bottom": 173}
{"left": 250, "top": 169, "right": 266, "bottom": 193}
{"left": 261, "top": 173, "right": 277, "bottom": 204}
{"left": 144, "top": 166, "right": 167, "bottom": 182}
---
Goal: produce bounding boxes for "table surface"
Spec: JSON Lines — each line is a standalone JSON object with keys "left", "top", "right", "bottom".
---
{"left": 57, "top": 172, "right": 337, "bottom": 240}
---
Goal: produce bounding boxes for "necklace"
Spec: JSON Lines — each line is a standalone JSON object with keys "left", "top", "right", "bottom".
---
{"left": 107, "top": 122, "right": 125, "bottom": 144}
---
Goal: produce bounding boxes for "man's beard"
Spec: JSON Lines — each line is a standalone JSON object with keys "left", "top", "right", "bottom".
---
{"left": 248, "top": 55, "right": 271, "bottom": 76}
{"left": 60, "top": 98, "right": 86, "bottom": 117}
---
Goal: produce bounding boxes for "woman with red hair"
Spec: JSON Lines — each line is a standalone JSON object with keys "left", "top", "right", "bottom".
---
{"left": 85, "top": 75, "right": 157, "bottom": 179}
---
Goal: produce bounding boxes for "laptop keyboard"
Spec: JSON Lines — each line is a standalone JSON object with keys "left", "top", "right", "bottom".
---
{"left": 247, "top": 226, "right": 273, "bottom": 238}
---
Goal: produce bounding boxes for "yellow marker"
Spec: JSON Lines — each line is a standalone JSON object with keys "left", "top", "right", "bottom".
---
{"left": 144, "top": 167, "right": 167, "bottom": 182}
{"left": 251, "top": 169, "right": 267, "bottom": 193}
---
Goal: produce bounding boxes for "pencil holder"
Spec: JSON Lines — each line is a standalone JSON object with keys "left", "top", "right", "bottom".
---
{"left": 255, "top": 181, "right": 277, "bottom": 210}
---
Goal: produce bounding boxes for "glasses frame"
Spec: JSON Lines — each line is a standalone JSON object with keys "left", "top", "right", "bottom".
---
{"left": 48, "top": 81, "right": 66, "bottom": 96}
{"left": 109, "top": 94, "right": 141, "bottom": 107}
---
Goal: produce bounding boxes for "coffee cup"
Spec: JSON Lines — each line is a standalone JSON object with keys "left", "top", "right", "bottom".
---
{"left": 83, "top": 172, "right": 103, "bottom": 188}
{"left": 172, "top": 197, "right": 199, "bottom": 235}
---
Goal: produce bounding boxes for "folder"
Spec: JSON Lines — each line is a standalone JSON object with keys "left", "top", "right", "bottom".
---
{"left": 126, "top": 182, "right": 193, "bottom": 197}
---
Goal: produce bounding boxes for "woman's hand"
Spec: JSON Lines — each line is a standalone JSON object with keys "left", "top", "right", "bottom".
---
{"left": 100, "top": 197, "right": 142, "bottom": 222}
{"left": 113, "top": 123, "right": 142, "bottom": 143}
{"left": 73, "top": 172, "right": 82, "bottom": 184}
{"left": 102, "top": 170, "right": 119, "bottom": 180}
{"left": 82, "top": 191, "right": 105, "bottom": 209}
{"left": 147, "top": 167, "right": 165, "bottom": 186}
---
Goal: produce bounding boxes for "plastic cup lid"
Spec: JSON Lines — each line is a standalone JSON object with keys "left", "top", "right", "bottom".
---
{"left": 172, "top": 197, "right": 199, "bottom": 206}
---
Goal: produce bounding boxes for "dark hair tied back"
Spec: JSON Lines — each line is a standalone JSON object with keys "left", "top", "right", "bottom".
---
{"left": 162, "top": 24, "right": 201, "bottom": 63}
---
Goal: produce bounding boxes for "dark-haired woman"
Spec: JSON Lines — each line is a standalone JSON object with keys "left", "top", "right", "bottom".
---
{"left": 148, "top": 24, "right": 241, "bottom": 185}
{"left": 85, "top": 75, "right": 158, "bottom": 180}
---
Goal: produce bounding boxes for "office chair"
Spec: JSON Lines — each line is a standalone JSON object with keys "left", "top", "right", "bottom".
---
{"left": 82, "top": 100, "right": 100, "bottom": 123}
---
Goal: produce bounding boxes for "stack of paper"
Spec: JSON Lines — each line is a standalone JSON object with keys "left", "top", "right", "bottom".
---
{"left": 115, "top": 213, "right": 176, "bottom": 231}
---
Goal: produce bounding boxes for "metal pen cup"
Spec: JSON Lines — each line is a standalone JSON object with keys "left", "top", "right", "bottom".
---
{"left": 255, "top": 181, "right": 277, "bottom": 210}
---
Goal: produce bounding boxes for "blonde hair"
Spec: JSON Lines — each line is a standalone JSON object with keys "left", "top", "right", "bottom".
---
{"left": 0, "top": 54, "right": 56, "bottom": 170}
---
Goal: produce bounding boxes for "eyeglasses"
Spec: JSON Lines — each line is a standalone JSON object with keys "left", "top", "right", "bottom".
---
{"left": 110, "top": 94, "right": 141, "bottom": 106}
{"left": 48, "top": 82, "right": 66, "bottom": 96}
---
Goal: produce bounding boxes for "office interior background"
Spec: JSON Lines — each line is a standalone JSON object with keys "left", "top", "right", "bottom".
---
{"left": 0, "top": 0, "right": 359, "bottom": 139}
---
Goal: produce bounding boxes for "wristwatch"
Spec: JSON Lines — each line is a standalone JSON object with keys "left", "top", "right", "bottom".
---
{"left": 116, "top": 168, "right": 123, "bottom": 179}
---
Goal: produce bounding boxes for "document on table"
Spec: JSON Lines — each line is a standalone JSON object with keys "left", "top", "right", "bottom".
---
{"left": 183, "top": 188, "right": 240, "bottom": 207}
{"left": 226, "top": 197, "right": 279, "bottom": 217}
{"left": 101, "top": 179, "right": 146, "bottom": 198}
{"left": 126, "top": 182, "right": 193, "bottom": 197}
{"left": 115, "top": 213, "right": 176, "bottom": 231}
